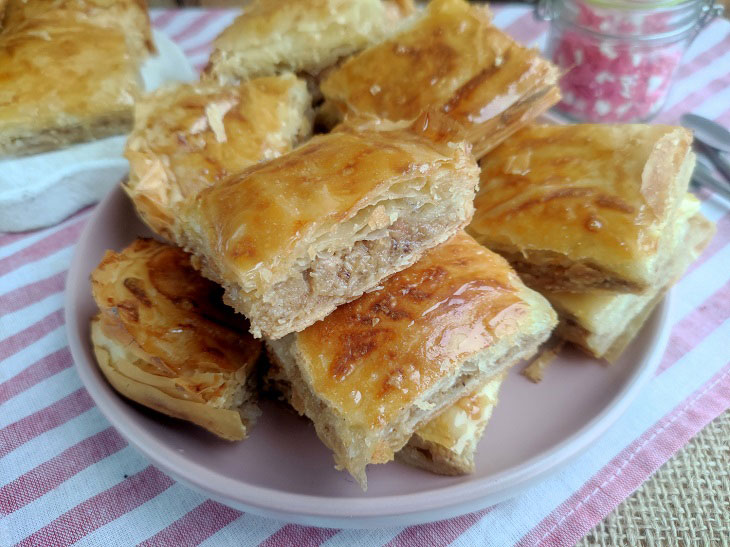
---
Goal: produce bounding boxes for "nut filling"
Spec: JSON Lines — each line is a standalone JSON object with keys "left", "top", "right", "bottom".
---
{"left": 196, "top": 195, "right": 471, "bottom": 339}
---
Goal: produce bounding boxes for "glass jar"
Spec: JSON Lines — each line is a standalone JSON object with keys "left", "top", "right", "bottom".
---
{"left": 536, "top": 0, "right": 723, "bottom": 123}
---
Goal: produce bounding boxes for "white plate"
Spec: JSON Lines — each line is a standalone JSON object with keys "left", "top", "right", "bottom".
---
{"left": 0, "top": 29, "right": 196, "bottom": 233}
{"left": 65, "top": 186, "right": 672, "bottom": 529}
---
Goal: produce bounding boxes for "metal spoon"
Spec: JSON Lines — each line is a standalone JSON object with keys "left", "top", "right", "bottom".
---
{"left": 692, "top": 161, "right": 730, "bottom": 201}
{"left": 681, "top": 113, "right": 730, "bottom": 185}
{"left": 694, "top": 140, "right": 730, "bottom": 184}
{"left": 681, "top": 113, "right": 730, "bottom": 154}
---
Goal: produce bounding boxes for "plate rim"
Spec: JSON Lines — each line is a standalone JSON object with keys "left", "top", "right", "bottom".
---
{"left": 65, "top": 185, "right": 672, "bottom": 528}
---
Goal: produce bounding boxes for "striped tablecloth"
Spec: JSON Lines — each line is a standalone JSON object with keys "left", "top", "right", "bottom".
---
{"left": 2, "top": 6, "right": 729, "bottom": 546}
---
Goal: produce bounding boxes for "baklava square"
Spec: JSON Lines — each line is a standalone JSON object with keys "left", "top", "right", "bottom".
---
{"left": 320, "top": 0, "right": 560, "bottom": 158}
{"left": 90, "top": 239, "right": 262, "bottom": 441}
{"left": 0, "top": 17, "right": 144, "bottom": 156}
{"left": 469, "top": 124, "right": 696, "bottom": 293}
{"left": 266, "top": 232, "right": 556, "bottom": 487}
{"left": 204, "top": 0, "right": 413, "bottom": 85}
{"left": 546, "top": 201, "right": 714, "bottom": 361}
{"left": 179, "top": 114, "right": 480, "bottom": 339}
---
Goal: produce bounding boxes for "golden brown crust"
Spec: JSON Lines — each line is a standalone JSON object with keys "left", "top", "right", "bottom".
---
{"left": 124, "top": 75, "right": 313, "bottom": 239}
{"left": 547, "top": 208, "right": 715, "bottom": 361}
{"left": 90, "top": 238, "right": 262, "bottom": 441}
{"left": 295, "top": 233, "right": 538, "bottom": 426}
{"left": 269, "top": 232, "right": 557, "bottom": 487}
{"left": 2, "top": 0, "right": 154, "bottom": 57}
{"left": 469, "top": 124, "right": 695, "bottom": 293}
{"left": 204, "top": 0, "right": 408, "bottom": 85}
{"left": 185, "top": 114, "right": 475, "bottom": 288}
{"left": 179, "top": 113, "right": 480, "bottom": 339}
{"left": 320, "top": 0, "right": 560, "bottom": 157}
{"left": 0, "top": 13, "right": 144, "bottom": 156}
{"left": 91, "top": 317, "right": 256, "bottom": 441}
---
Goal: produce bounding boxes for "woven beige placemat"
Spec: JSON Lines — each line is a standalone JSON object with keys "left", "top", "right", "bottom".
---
{"left": 579, "top": 410, "right": 730, "bottom": 546}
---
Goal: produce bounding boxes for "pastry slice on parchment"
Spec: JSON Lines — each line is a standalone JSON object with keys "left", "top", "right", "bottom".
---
{"left": 0, "top": 0, "right": 153, "bottom": 157}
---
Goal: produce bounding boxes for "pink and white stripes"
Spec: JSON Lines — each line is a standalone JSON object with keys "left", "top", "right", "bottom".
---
{"left": 1, "top": 7, "right": 729, "bottom": 546}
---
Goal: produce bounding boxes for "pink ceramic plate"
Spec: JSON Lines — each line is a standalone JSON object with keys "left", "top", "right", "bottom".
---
{"left": 65, "top": 186, "right": 672, "bottom": 529}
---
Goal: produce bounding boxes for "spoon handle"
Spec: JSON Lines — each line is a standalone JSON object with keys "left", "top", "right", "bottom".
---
{"left": 695, "top": 141, "right": 730, "bottom": 184}
{"left": 693, "top": 165, "right": 730, "bottom": 201}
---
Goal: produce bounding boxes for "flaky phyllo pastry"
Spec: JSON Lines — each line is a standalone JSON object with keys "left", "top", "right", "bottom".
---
{"left": 124, "top": 74, "right": 313, "bottom": 240}
{"left": 319, "top": 0, "right": 560, "bottom": 157}
{"left": 266, "top": 232, "right": 557, "bottom": 488}
{"left": 470, "top": 124, "right": 698, "bottom": 294}
{"left": 204, "top": 0, "right": 414, "bottom": 86}
{"left": 0, "top": 0, "right": 154, "bottom": 58}
{"left": 177, "top": 113, "right": 481, "bottom": 339}
{"left": 90, "top": 238, "right": 262, "bottom": 441}
{"left": 397, "top": 373, "right": 506, "bottom": 475}
{"left": 0, "top": 0, "right": 152, "bottom": 157}
{"left": 545, "top": 196, "right": 715, "bottom": 361}
{"left": 266, "top": 354, "right": 507, "bottom": 476}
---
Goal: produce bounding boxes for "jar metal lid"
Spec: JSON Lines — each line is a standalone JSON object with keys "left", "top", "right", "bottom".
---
{"left": 582, "top": 0, "right": 688, "bottom": 9}
{"left": 536, "top": 0, "right": 723, "bottom": 40}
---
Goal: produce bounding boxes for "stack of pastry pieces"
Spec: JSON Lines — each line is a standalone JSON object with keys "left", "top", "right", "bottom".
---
{"left": 205, "top": 0, "right": 561, "bottom": 154}
{"left": 263, "top": 231, "right": 556, "bottom": 484}
{"left": 122, "top": 0, "right": 561, "bottom": 340}
{"left": 92, "top": 72, "right": 316, "bottom": 441}
{"left": 469, "top": 124, "right": 716, "bottom": 364}
{"left": 90, "top": 232, "right": 556, "bottom": 487}
{"left": 111, "top": 104, "right": 559, "bottom": 488}
{"left": 87, "top": 0, "right": 566, "bottom": 489}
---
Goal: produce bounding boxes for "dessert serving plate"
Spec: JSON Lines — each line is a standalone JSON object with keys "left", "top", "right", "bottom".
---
{"left": 65, "top": 186, "right": 671, "bottom": 529}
